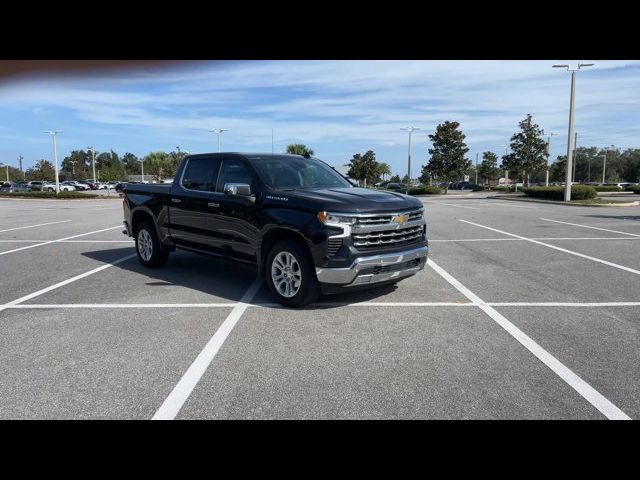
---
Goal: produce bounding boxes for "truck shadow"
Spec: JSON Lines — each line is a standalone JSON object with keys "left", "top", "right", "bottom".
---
{"left": 81, "top": 247, "right": 399, "bottom": 309}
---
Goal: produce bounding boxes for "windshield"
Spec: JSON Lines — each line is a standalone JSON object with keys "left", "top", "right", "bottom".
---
{"left": 250, "top": 156, "right": 352, "bottom": 191}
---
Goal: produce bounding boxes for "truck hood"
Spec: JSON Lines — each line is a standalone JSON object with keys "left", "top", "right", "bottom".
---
{"left": 276, "top": 187, "right": 422, "bottom": 213}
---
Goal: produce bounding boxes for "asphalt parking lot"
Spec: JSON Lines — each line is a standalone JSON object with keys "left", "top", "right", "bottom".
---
{"left": 1, "top": 193, "right": 639, "bottom": 419}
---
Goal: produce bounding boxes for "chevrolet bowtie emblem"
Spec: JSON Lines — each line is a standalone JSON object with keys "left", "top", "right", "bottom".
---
{"left": 392, "top": 214, "right": 408, "bottom": 225}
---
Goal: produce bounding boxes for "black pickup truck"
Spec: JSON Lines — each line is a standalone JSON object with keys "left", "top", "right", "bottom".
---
{"left": 122, "top": 153, "right": 428, "bottom": 307}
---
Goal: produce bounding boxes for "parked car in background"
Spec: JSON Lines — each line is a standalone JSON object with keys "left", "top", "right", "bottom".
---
{"left": 78, "top": 180, "right": 97, "bottom": 190}
{"left": 603, "top": 182, "right": 634, "bottom": 190}
{"left": 1, "top": 181, "right": 32, "bottom": 192}
{"left": 384, "top": 182, "right": 408, "bottom": 191}
{"left": 27, "top": 181, "right": 45, "bottom": 191}
{"left": 62, "top": 181, "right": 88, "bottom": 191}
{"left": 115, "top": 182, "right": 128, "bottom": 192}
{"left": 42, "top": 182, "right": 76, "bottom": 192}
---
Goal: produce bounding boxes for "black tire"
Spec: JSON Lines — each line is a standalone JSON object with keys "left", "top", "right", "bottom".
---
{"left": 134, "top": 220, "right": 169, "bottom": 268}
{"left": 266, "top": 239, "right": 320, "bottom": 308}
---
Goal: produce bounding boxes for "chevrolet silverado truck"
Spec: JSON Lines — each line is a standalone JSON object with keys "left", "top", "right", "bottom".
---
{"left": 122, "top": 153, "right": 428, "bottom": 307}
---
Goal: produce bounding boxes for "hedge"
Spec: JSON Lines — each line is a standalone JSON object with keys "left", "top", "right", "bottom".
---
{"left": 407, "top": 186, "right": 443, "bottom": 195}
{"left": 0, "top": 191, "right": 99, "bottom": 199}
{"left": 633, "top": 185, "right": 640, "bottom": 194}
{"left": 522, "top": 185, "right": 597, "bottom": 200}
{"left": 491, "top": 185, "right": 516, "bottom": 192}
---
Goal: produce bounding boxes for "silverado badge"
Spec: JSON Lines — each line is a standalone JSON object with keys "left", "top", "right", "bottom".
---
{"left": 392, "top": 214, "right": 409, "bottom": 225}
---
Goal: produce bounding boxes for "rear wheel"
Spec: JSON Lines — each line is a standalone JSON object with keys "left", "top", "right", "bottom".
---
{"left": 135, "top": 220, "right": 169, "bottom": 268}
{"left": 266, "top": 239, "right": 319, "bottom": 308}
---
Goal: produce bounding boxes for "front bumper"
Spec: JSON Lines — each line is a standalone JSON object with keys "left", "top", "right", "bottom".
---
{"left": 315, "top": 245, "right": 428, "bottom": 287}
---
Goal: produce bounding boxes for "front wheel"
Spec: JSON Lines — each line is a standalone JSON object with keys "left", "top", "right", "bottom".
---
{"left": 135, "top": 220, "right": 169, "bottom": 268}
{"left": 266, "top": 240, "right": 319, "bottom": 308}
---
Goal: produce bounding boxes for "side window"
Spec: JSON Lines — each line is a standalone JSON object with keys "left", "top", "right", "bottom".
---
{"left": 216, "top": 158, "right": 254, "bottom": 192}
{"left": 181, "top": 157, "right": 221, "bottom": 192}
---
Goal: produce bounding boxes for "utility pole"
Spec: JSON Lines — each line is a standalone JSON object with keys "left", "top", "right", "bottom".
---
{"left": 576, "top": 134, "right": 581, "bottom": 181}
{"left": 400, "top": 127, "right": 420, "bottom": 186}
{"left": 70, "top": 160, "right": 77, "bottom": 176}
{"left": 545, "top": 132, "right": 557, "bottom": 186}
{"left": 88, "top": 146, "right": 96, "bottom": 183}
{"left": 44, "top": 130, "right": 62, "bottom": 194}
{"left": 18, "top": 154, "right": 24, "bottom": 180}
{"left": 553, "top": 62, "right": 594, "bottom": 201}
{"left": 475, "top": 152, "right": 478, "bottom": 184}
{"left": 601, "top": 153, "right": 607, "bottom": 183}
{"left": 139, "top": 158, "right": 145, "bottom": 183}
{"left": 209, "top": 128, "right": 228, "bottom": 153}
{"left": 501, "top": 145, "right": 509, "bottom": 184}
{"left": 0, "top": 163, "right": 8, "bottom": 182}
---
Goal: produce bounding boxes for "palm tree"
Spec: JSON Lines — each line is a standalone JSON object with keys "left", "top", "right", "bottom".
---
{"left": 286, "top": 144, "right": 315, "bottom": 158}
{"left": 379, "top": 162, "right": 391, "bottom": 181}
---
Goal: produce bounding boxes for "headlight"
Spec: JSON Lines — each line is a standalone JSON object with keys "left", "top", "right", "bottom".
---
{"left": 317, "top": 211, "right": 355, "bottom": 225}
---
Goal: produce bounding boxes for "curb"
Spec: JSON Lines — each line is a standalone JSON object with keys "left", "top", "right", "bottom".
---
{"left": 488, "top": 195, "right": 640, "bottom": 207}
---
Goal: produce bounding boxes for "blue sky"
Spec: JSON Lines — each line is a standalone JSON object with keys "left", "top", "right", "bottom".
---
{"left": 1, "top": 60, "right": 639, "bottom": 176}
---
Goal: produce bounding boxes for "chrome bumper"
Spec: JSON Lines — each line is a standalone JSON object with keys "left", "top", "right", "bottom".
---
{"left": 315, "top": 245, "right": 428, "bottom": 287}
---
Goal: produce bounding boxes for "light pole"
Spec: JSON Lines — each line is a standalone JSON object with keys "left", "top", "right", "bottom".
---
{"left": 500, "top": 145, "right": 509, "bottom": 184}
{"left": 572, "top": 131, "right": 579, "bottom": 182}
{"left": 600, "top": 153, "right": 607, "bottom": 183}
{"left": 139, "top": 158, "right": 145, "bottom": 183}
{"left": 209, "top": 128, "right": 228, "bottom": 153}
{"left": 475, "top": 152, "right": 478, "bottom": 184}
{"left": 545, "top": 132, "right": 558, "bottom": 186}
{"left": 88, "top": 146, "right": 96, "bottom": 183}
{"left": 400, "top": 127, "right": 420, "bottom": 186}
{"left": 70, "top": 160, "right": 77, "bottom": 176}
{"left": 18, "top": 154, "right": 24, "bottom": 180}
{"left": 44, "top": 130, "right": 62, "bottom": 194}
{"left": 553, "top": 62, "right": 594, "bottom": 201}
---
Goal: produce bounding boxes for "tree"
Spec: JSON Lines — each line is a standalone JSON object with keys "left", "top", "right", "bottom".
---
{"left": 501, "top": 114, "right": 548, "bottom": 185}
{"left": 286, "top": 144, "right": 315, "bottom": 158}
{"left": 378, "top": 162, "right": 391, "bottom": 181}
{"left": 143, "top": 152, "right": 176, "bottom": 181}
{"left": 477, "top": 151, "right": 500, "bottom": 184}
{"left": 25, "top": 160, "right": 55, "bottom": 181}
{"left": 389, "top": 174, "right": 401, "bottom": 183}
{"left": 0, "top": 165, "right": 25, "bottom": 182}
{"left": 420, "top": 121, "right": 470, "bottom": 192}
{"left": 122, "top": 152, "right": 140, "bottom": 175}
{"left": 61, "top": 150, "right": 91, "bottom": 179}
{"left": 346, "top": 150, "right": 380, "bottom": 187}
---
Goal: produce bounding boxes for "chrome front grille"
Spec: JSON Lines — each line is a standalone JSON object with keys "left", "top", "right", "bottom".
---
{"left": 354, "top": 209, "right": 423, "bottom": 225}
{"left": 353, "top": 225, "right": 424, "bottom": 248}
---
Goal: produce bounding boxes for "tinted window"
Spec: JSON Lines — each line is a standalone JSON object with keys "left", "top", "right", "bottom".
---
{"left": 216, "top": 158, "right": 254, "bottom": 192}
{"left": 250, "top": 156, "right": 351, "bottom": 191}
{"left": 181, "top": 157, "right": 221, "bottom": 192}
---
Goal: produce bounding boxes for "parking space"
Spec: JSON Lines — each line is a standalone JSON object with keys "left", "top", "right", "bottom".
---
{"left": 1, "top": 195, "right": 639, "bottom": 419}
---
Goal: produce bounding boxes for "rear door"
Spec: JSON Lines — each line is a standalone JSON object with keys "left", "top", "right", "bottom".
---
{"left": 168, "top": 155, "right": 224, "bottom": 252}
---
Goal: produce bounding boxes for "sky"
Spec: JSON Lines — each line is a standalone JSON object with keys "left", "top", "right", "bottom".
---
{"left": 1, "top": 60, "right": 639, "bottom": 177}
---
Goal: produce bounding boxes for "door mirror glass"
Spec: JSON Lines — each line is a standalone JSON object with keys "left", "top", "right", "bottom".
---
{"left": 224, "top": 183, "right": 251, "bottom": 196}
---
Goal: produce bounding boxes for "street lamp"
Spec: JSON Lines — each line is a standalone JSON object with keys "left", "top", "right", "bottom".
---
{"left": 553, "top": 62, "right": 594, "bottom": 201}
{"left": 139, "top": 158, "right": 145, "bottom": 183}
{"left": 599, "top": 153, "right": 607, "bottom": 184}
{"left": 545, "top": 132, "right": 558, "bottom": 186}
{"left": 87, "top": 146, "right": 96, "bottom": 183}
{"left": 400, "top": 127, "right": 420, "bottom": 186}
{"left": 44, "top": 130, "right": 63, "bottom": 194}
{"left": 499, "top": 145, "right": 509, "bottom": 184}
{"left": 209, "top": 128, "right": 228, "bottom": 153}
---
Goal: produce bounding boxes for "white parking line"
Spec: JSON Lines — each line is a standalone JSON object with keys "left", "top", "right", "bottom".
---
{"left": 540, "top": 218, "right": 640, "bottom": 237}
{"left": 430, "top": 237, "right": 640, "bottom": 243}
{"left": 152, "top": 278, "right": 263, "bottom": 420}
{"left": 427, "top": 258, "right": 630, "bottom": 420}
{"left": 460, "top": 219, "right": 640, "bottom": 277}
{"left": 0, "top": 220, "right": 71, "bottom": 233}
{"left": 6, "top": 300, "right": 640, "bottom": 310}
{"left": 0, "top": 226, "right": 122, "bottom": 256}
{"left": 0, "top": 239, "right": 133, "bottom": 243}
{"left": 0, "top": 253, "right": 137, "bottom": 314}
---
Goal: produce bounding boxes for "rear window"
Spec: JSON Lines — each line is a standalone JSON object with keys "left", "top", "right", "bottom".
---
{"left": 181, "top": 157, "right": 222, "bottom": 192}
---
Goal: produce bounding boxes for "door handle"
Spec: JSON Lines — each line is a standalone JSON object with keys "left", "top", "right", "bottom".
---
{"left": 208, "top": 202, "right": 220, "bottom": 207}
{"left": 171, "top": 198, "right": 182, "bottom": 203}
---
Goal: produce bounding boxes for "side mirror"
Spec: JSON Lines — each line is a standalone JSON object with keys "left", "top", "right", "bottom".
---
{"left": 223, "top": 183, "right": 251, "bottom": 196}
